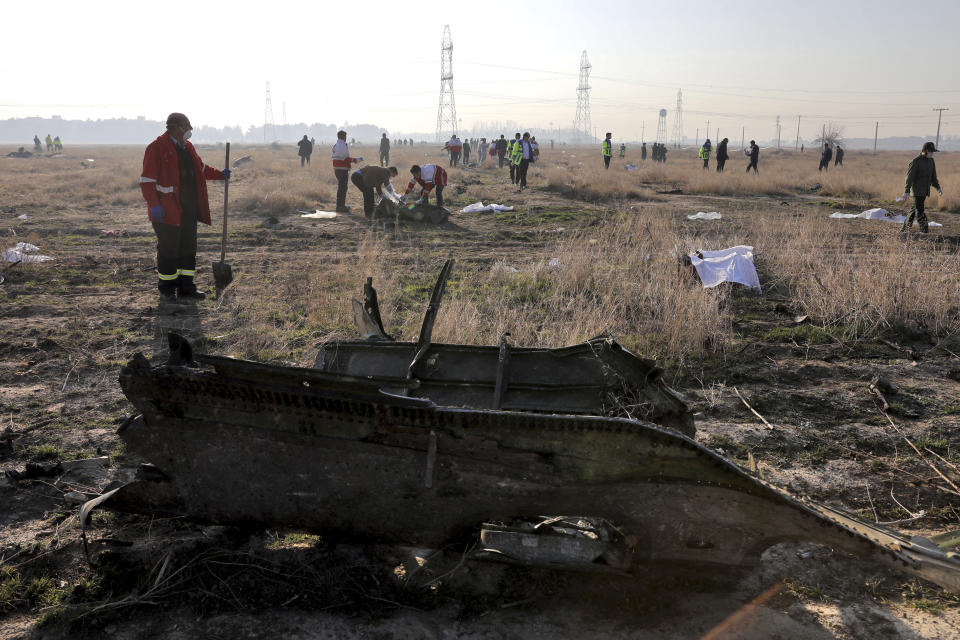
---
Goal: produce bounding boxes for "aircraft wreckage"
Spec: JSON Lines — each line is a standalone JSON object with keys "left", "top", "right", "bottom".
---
{"left": 105, "top": 260, "right": 960, "bottom": 591}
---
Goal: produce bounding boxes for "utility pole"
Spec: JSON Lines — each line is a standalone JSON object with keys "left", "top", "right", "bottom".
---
{"left": 933, "top": 107, "right": 949, "bottom": 148}
{"left": 706, "top": 120, "right": 710, "bottom": 141}
{"left": 795, "top": 115, "right": 800, "bottom": 151}
{"left": 741, "top": 127, "right": 744, "bottom": 150}
{"left": 641, "top": 121, "right": 645, "bottom": 142}
{"left": 874, "top": 122, "right": 879, "bottom": 154}
{"left": 573, "top": 51, "right": 592, "bottom": 143}
{"left": 776, "top": 115, "right": 781, "bottom": 150}
{"left": 821, "top": 123, "right": 826, "bottom": 146}
{"left": 696, "top": 128, "right": 699, "bottom": 147}
{"left": 435, "top": 25, "right": 458, "bottom": 143}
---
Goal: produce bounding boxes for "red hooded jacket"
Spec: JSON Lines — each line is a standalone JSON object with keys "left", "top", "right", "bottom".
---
{"left": 139, "top": 133, "right": 225, "bottom": 226}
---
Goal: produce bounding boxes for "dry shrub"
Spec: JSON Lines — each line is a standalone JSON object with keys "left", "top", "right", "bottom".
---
{"left": 753, "top": 215, "right": 960, "bottom": 335}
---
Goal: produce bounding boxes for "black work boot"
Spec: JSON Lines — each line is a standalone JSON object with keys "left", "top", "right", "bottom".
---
{"left": 177, "top": 275, "right": 206, "bottom": 301}
{"left": 158, "top": 279, "right": 178, "bottom": 302}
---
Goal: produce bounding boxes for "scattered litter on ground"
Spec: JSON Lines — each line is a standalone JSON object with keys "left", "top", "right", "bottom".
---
{"left": 17, "top": 214, "right": 28, "bottom": 220}
{"left": 626, "top": 164, "right": 638, "bottom": 170}
{"left": 459, "top": 202, "right": 515, "bottom": 213}
{"left": 830, "top": 208, "right": 942, "bottom": 227}
{"left": 547, "top": 257, "right": 565, "bottom": 269}
{"left": 657, "top": 188, "right": 683, "bottom": 195}
{"left": 6, "top": 149, "right": 32, "bottom": 158}
{"left": 687, "top": 211, "right": 722, "bottom": 220}
{"left": 810, "top": 183, "right": 822, "bottom": 191}
{"left": 2, "top": 242, "right": 54, "bottom": 263}
{"left": 689, "top": 245, "right": 760, "bottom": 291}
{"left": 233, "top": 155, "right": 253, "bottom": 167}
{"left": 101, "top": 229, "right": 127, "bottom": 237}
{"left": 894, "top": 195, "right": 906, "bottom": 202}
{"left": 299, "top": 210, "right": 338, "bottom": 219}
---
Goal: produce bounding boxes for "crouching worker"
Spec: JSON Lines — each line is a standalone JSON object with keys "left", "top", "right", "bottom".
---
{"left": 139, "top": 112, "right": 230, "bottom": 302}
{"left": 401, "top": 164, "right": 448, "bottom": 207}
{"left": 351, "top": 165, "right": 400, "bottom": 218}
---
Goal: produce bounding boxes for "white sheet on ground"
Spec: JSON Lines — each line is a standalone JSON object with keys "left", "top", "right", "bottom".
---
{"left": 829, "top": 207, "right": 942, "bottom": 227}
{"left": 689, "top": 245, "right": 760, "bottom": 291}
{"left": 3, "top": 242, "right": 54, "bottom": 263}
{"left": 459, "top": 201, "right": 514, "bottom": 213}
{"left": 300, "top": 210, "right": 338, "bottom": 219}
{"left": 687, "top": 211, "right": 722, "bottom": 220}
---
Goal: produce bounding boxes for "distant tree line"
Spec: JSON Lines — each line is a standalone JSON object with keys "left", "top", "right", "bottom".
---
{"left": 0, "top": 117, "right": 394, "bottom": 145}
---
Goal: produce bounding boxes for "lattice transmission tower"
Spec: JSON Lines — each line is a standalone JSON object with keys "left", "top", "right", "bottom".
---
{"left": 572, "top": 51, "right": 592, "bottom": 143}
{"left": 670, "top": 89, "right": 683, "bottom": 148}
{"left": 656, "top": 109, "right": 668, "bottom": 145}
{"left": 263, "top": 81, "right": 276, "bottom": 143}
{"left": 435, "top": 25, "right": 458, "bottom": 143}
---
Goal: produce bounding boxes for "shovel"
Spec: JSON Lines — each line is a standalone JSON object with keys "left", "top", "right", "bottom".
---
{"left": 212, "top": 142, "right": 233, "bottom": 296}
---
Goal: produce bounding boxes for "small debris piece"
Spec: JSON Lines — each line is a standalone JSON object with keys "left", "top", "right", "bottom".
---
{"left": 871, "top": 376, "right": 898, "bottom": 396}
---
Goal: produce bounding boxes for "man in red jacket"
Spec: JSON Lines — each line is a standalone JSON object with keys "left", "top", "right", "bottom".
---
{"left": 401, "top": 164, "right": 447, "bottom": 207}
{"left": 139, "top": 113, "right": 229, "bottom": 301}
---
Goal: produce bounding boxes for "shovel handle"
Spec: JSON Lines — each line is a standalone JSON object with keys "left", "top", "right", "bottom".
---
{"left": 220, "top": 142, "right": 230, "bottom": 263}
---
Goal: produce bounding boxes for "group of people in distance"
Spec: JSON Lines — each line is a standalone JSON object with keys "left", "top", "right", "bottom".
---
{"left": 136, "top": 112, "right": 947, "bottom": 303}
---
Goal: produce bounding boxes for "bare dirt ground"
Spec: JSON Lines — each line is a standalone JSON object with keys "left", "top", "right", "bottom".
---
{"left": 1, "top": 144, "right": 960, "bottom": 638}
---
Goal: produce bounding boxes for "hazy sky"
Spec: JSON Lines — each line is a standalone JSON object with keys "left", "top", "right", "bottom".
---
{"left": 4, "top": 0, "right": 958, "bottom": 141}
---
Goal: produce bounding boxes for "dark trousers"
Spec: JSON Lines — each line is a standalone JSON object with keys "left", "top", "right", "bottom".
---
{"left": 903, "top": 196, "right": 929, "bottom": 232}
{"left": 835, "top": 157, "right": 842, "bottom": 166}
{"left": 463, "top": 150, "right": 470, "bottom": 164}
{"left": 335, "top": 169, "right": 349, "bottom": 210}
{"left": 449, "top": 151, "right": 460, "bottom": 167}
{"left": 300, "top": 154, "right": 310, "bottom": 167}
{"left": 509, "top": 162, "right": 517, "bottom": 183}
{"left": 702, "top": 158, "right": 709, "bottom": 169}
{"left": 603, "top": 155, "right": 611, "bottom": 169}
{"left": 498, "top": 153, "right": 505, "bottom": 168}
{"left": 746, "top": 160, "right": 758, "bottom": 173}
{"left": 380, "top": 151, "right": 389, "bottom": 167}
{"left": 424, "top": 185, "right": 444, "bottom": 207}
{"left": 517, "top": 159, "right": 530, "bottom": 188}
{"left": 153, "top": 207, "right": 197, "bottom": 293}
{"left": 818, "top": 160, "right": 829, "bottom": 172}
{"left": 716, "top": 157, "right": 726, "bottom": 172}
{"left": 350, "top": 172, "right": 375, "bottom": 218}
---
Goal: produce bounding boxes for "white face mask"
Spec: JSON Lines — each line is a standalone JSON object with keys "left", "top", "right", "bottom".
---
{"left": 183, "top": 129, "right": 192, "bottom": 141}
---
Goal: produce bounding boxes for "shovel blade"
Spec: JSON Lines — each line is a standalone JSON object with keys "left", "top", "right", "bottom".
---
{"left": 212, "top": 260, "right": 233, "bottom": 293}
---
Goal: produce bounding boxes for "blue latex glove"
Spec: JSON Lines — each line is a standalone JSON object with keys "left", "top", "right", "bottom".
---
{"left": 221, "top": 168, "right": 231, "bottom": 180}
{"left": 149, "top": 205, "right": 165, "bottom": 222}
{"left": 357, "top": 156, "right": 364, "bottom": 162}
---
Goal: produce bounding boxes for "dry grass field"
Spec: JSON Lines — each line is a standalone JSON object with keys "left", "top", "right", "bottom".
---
{"left": 2, "top": 141, "right": 960, "bottom": 638}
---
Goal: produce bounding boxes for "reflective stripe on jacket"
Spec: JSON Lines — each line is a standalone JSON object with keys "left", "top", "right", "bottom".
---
{"left": 139, "top": 133, "right": 224, "bottom": 226}
{"left": 602, "top": 139, "right": 612, "bottom": 157}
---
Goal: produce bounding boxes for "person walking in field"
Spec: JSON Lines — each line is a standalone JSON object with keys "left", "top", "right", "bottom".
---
{"left": 496, "top": 135, "right": 508, "bottom": 168}
{"left": 602, "top": 132, "right": 613, "bottom": 169}
{"left": 619, "top": 142, "right": 626, "bottom": 158}
{"left": 508, "top": 133, "right": 521, "bottom": 184}
{"left": 818, "top": 143, "right": 832, "bottom": 172}
{"left": 53, "top": 136, "right": 62, "bottom": 152}
{"left": 462, "top": 139, "right": 471, "bottom": 165}
{"left": 332, "top": 130, "right": 362, "bottom": 213}
{"left": 901, "top": 141, "right": 942, "bottom": 234}
{"left": 297, "top": 135, "right": 313, "bottom": 167}
{"left": 443, "top": 134, "right": 462, "bottom": 167}
{"left": 33, "top": 135, "right": 42, "bottom": 152}
{"left": 351, "top": 165, "right": 400, "bottom": 219}
{"left": 715, "top": 138, "right": 729, "bottom": 172}
{"left": 379, "top": 133, "right": 390, "bottom": 167}
{"left": 45, "top": 134, "right": 53, "bottom": 152}
{"left": 745, "top": 140, "right": 759, "bottom": 173}
{"left": 699, "top": 139, "right": 712, "bottom": 169}
{"left": 402, "top": 164, "right": 448, "bottom": 208}
{"left": 834, "top": 144, "right": 844, "bottom": 167}
{"left": 139, "top": 112, "right": 230, "bottom": 301}
{"left": 513, "top": 132, "right": 535, "bottom": 191}
{"left": 641, "top": 142, "right": 647, "bottom": 161}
